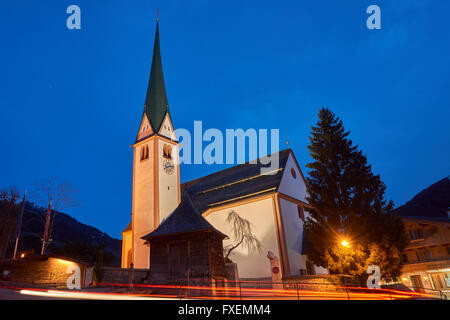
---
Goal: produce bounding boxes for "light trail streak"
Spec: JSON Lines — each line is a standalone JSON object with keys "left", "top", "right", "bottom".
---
{"left": 8, "top": 280, "right": 437, "bottom": 300}
{"left": 19, "top": 289, "right": 182, "bottom": 300}
{"left": 96, "top": 281, "right": 435, "bottom": 300}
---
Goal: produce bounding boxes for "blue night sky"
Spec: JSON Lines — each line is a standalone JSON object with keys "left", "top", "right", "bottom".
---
{"left": 1, "top": 1, "right": 449, "bottom": 239}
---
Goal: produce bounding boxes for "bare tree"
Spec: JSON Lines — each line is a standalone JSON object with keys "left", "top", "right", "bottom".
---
{"left": 30, "top": 178, "right": 79, "bottom": 254}
{"left": 0, "top": 187, "right": 20, "bottom": 260}
{"left": 224, "top": 210, "right": 262, "bottom": 263}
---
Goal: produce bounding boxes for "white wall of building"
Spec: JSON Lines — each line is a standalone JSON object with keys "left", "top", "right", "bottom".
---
{"left": 278, "top": 154, "right": 329, "bottom": 276}
{"left": 278, "top": 198, "right": 304, "bottom": 275}
{"left": 132, "top": 139, "right": 155, "bottom": 269}
{"left": 121, "top": 231, "right": 132, "bottom": 268}
{"left": 278, "top": 153, "right": 308, "bottom": 201}
{"left": 158, "top": 139, "right": 180, "bottom": 223}
{"left": 205, "top": 197, "right": 279, "bottom": 279}
{"left": 314, "top": 265, "right": 329, "bottom": 275}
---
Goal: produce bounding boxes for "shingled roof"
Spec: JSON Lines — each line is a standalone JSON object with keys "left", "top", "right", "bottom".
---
{"left": 142, "top": 193, "right": 227, "bottom": 240}
{"left": 400, "top": 216, "right": 450, "bottom": 225}
{"left": 182, "top": 149, "right": 292, "bottom": 213}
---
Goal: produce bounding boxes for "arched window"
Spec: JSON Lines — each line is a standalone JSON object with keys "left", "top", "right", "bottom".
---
{"left": 163, "top": 144, "right": 172, "bottom": 159}
{"left": 140, "top": 145, "right": 149, "bottom": 161}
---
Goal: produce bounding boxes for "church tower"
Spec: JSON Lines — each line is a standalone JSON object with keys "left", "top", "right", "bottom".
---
{"left": 129, "top": 22, "right": 180, "bottom": 269}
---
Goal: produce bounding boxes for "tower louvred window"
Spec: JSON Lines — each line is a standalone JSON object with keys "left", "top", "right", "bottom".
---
{"left": 163, "top": 144, "right": 172, "bottom": 159}
{"left": 141, "top": 145, "right": 149, "bottom": 161}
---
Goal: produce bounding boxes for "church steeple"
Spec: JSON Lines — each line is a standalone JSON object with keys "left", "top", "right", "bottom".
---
{"left": 126, "top": 18, "right": 180, "bottom": 269}
{"left": 143, "top": 21, "right": 169, "bottom": 134}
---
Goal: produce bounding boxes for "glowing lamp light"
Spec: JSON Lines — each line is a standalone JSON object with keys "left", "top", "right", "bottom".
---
{"left": 56, "top": 258, "right": 75, "bottom": 266}
{"left": 341, "top": 240, "right": 350, "bottom": 247}
{"left": 402, "top": 278, "right": 408, "bottom": 281}
{"left": 20, "top": 253, "right": 25, "bottom": 258}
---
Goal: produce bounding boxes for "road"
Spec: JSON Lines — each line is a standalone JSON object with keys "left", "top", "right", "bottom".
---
{"left": 0, "top": 287, "right": 180, "bottom": 300}
{"left": 0, "top": 288, "right": 68, "bottom": 300}
{"left": 0, "top": 285, "right": 443, "bottom": 300}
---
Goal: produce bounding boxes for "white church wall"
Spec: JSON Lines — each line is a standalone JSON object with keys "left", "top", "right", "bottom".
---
{"left": 121, "top": 231, "right": 132, "bottom": 268}
{"left": 205, "top": 197, "right": 279, "bottom": 279}
{"left": 132, "top": 139, "right": 156, "bottom": 269}
{"left": 314, "top": 265, "right": 329, "bottom": 275}
{"left": 158, "top": 139, "right": 180, "bottom": 223}
{"left": 278, "top": 198, "right": 305, "bottom": 276}
{"left": 278, "top": 153, "right": 308, "bottom": 202}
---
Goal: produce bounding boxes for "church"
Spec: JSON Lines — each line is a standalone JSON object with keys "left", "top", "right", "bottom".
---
{"left": 121, "top": 22, "right": 326, "bottom": 279}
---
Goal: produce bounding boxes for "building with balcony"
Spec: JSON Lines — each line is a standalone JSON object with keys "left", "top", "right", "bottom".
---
{"left": 399, "top": 216, "right": 450, "bottom": 296}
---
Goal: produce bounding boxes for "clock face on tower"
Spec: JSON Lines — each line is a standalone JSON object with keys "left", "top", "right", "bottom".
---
{"left": 163, "top": 159, "right": 175, "bottom": 175}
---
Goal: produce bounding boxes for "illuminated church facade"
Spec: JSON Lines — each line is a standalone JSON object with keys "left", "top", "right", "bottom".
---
{"left": 121, "top": 22, "right": 326, "bottom": 279}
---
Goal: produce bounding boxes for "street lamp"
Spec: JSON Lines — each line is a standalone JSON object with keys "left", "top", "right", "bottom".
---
{"left": 341, "top": 240, "right": 350, "bottom": 247}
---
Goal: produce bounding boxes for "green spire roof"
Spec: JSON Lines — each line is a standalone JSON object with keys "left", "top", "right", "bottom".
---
{"left": 143, "top": 22, "right": 169, "bottom": 133}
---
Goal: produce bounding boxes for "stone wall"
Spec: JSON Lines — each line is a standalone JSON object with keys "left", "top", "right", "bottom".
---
{"left": 101, "top": 267, "right": 149, "bottom": 285}
{"left": 0, "top": 255, "right": 88, "bottom": 289}
{"left": 283, "top": 274, "right": 361, "bottom": 292}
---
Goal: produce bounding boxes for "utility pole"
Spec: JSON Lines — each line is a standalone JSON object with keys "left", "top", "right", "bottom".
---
{"left": 13, "top": 190, "right": 26, "bottom": 259}
{"left": 41, "top": 195, "right": 52, "bottom": 255}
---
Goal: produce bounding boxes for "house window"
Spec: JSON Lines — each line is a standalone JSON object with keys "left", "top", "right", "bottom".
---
{"left": 297, "top": 205, "right": 304, "bottom": 220}
{"left": 409, "top": 228, "right": 425, "bottom": 241}
{"left": 447, "top": 247, "right": 450, "bottom": 256}
{"left": 431, "top": 273, "right": 450, "bottom": 290}
{"left": 140, "top": 145, "right": 149, "bottom": 161}
{"left": 402, "top": 254, "right": 408, "bottom": 263}
{"left": 416, "top": 248, "right": 432, "bottom": 261}
{"left": 163, "top": 144, "right": 172, "bottom": 159}
{"left": 410, "top": 275, "right": 424, "bottom": 291}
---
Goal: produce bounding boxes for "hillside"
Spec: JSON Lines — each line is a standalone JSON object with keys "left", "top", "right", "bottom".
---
{"left": 394, "top": 176, "right": 450, "bottom": 218}
{"left": 6, "top": 202, "right": 121, "bottom": 266}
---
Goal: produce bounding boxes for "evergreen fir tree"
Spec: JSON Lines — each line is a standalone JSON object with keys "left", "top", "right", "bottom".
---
{"left": 304, "top": 107, "right": 409, "bottom": 282}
